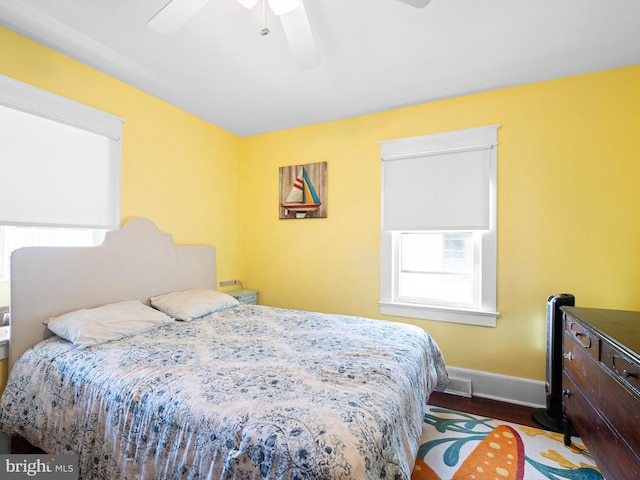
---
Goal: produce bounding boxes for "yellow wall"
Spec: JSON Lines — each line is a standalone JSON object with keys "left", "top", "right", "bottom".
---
{"left": 239, "top": 65, "right": 640, "bottom": 381}
{"left": 2, "top": 25, "right": 639, "bottom": 385}
{"left": 0, "top": 26, "right": 242, "bottom": 294}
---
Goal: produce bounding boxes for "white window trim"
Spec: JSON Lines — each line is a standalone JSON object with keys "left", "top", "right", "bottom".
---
{"left": 0, "top": 74, "right": 124, "bottom": 140}
{"left": 379, "top": 125, "right": 500, "bottom": 327}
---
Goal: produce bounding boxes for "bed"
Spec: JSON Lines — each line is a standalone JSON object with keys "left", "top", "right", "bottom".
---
{"left": 0, "top": 218, "right": 448, "bottom": 479}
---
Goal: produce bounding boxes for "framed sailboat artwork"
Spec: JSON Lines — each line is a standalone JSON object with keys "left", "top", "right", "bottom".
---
{"left": 279, "top": 162, "right": 327, "bottom": 219}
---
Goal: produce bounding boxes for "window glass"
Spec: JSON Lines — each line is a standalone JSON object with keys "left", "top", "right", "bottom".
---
{"left": 399, "top": 232, "right": 476, "bottom": 307}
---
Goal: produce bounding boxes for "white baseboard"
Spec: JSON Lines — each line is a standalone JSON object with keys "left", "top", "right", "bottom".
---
{"left": 443, "top": 366, "right": 546, "bottom": 409}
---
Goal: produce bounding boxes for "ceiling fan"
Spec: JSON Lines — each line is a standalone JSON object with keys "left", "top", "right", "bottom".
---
{"left": 148, "top": 0, "right": 431, "bottom": 70}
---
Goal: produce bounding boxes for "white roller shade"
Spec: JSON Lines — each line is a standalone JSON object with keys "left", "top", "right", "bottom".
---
{"left": 380, "top": 125, "right": 498, "bottom": 231}
{"left": 382, "top": 147, "right": 491, "bottom": 230}
{"left": 0, "top": 75, "right": 124, "bottom": 229}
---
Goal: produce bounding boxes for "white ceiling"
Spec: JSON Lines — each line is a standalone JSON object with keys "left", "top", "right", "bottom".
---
{"left": 1, "top": 0, "right": 639, "bottom": 137}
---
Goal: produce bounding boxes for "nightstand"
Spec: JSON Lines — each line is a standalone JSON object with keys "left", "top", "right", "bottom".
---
{"left": 228, "top": 289, "right": 258, "bottom": 305}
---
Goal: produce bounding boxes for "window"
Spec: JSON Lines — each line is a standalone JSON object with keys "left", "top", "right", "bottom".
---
{"left": 0, "top": 74, "right": 124, "bottom": 284}
{"left": 379, "top": 125, "right": 500, "bottom": 326}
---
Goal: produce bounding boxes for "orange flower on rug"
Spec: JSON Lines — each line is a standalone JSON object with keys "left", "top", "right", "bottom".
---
{"left": 412, "top": 406, "right": 602, "bottom": 480}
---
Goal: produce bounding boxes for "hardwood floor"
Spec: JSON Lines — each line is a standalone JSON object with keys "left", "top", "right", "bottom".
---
{"left": 428, "top": 391, "right": 545, "bottom": 429}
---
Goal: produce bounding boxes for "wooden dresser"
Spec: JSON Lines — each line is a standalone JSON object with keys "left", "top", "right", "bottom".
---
{"left": 561, "top": 306, "right": 640, "bottom": 480}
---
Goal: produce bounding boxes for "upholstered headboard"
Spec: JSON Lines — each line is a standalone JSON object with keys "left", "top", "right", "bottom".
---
{"left": 9, "top": 217, "right": 216, "bottom": 370}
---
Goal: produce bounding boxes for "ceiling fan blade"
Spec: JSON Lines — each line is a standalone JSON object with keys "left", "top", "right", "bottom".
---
{"left": 267, "top": 0, "right": 300, "bottom": 16}
{"left": 148, "top": 0, "right": 211, "bottom": 34}
{"left": 279, "top": 1, "right": 320, "bottom": 70}
{"left": 396, "top": 0, "right": 432, "bottom": 8}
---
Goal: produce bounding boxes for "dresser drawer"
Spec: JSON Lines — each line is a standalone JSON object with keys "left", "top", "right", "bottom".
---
{"left": 564, "top": 332, "right": 640, "bottom": 457}
{"left": 563, "top": 373, "right": 640, "bottom": 480}
{"left": 563, "top": 331, "right": 600, "bottom": 398}
{"left": 564, "top": 314, "right": 599, "bottom": 360}
{"left": 602, "top": 341, "right": 640, "bottom": 395}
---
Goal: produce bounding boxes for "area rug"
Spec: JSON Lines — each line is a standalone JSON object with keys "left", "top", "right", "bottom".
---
{"left": 412, "top": 406, "right": 602, "bottom": 480}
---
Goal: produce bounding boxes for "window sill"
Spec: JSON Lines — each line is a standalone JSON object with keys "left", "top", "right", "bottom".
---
{"left": 378, "top": 301, "right": 499, "bottom": 327}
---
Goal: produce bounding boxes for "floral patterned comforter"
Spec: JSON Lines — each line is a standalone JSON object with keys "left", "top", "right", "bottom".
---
{"left": 0, "top": 304, "right": 448, "bottom": 479}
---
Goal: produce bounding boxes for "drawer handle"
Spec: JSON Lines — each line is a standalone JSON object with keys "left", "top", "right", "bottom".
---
{"left": 562, "top": 389, "right": 571, "bottom": 398}
{"left": 612, "top": 355, "right": 639, "bottom": 386}
{"left": 563, "top": 352, "right": 574, "bottom": 361}
{"left": 569, "top": 321, "right": 592, "bottom": 348}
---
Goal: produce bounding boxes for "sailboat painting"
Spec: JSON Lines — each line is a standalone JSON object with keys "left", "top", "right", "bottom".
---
{"left": 279, "top": 162, "right": 327, "bottom": 219}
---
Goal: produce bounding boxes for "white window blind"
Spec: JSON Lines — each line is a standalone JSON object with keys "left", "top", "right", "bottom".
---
{"left": 0, "top": 74, "right": 124, "bottom": 229}
{"left": 380, "top": 126, "right": 497, "bottom": 232}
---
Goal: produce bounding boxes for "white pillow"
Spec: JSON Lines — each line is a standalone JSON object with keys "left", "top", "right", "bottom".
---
{"left": 47, "top": 300, "right": 173, "bottom": 346}
{"left": 150, "top": 288, "right": 239, "bottom": 321}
